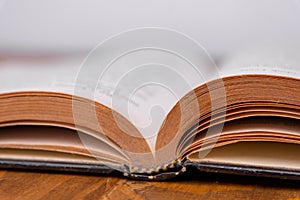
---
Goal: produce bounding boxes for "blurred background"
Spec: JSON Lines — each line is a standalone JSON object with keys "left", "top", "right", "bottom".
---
{"left": 0, "top": 0, "right": 299, "bottom": 62}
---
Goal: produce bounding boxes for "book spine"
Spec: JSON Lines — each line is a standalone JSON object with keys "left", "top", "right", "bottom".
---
{"left": 122, "top": 158, "right": 187, "bottom": 181}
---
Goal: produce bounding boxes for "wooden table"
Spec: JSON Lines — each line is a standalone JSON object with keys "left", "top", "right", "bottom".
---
{"left": 0, "top": 169, "right": 300, "bottom": 200}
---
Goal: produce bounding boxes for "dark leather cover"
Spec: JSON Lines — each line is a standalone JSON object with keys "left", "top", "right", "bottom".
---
{"left": 0, "top": 159, "right": 114, "bottom": 174}
{"left": 1, "top": 158, "right": 300, "bottom": 181}
{"left": 185, "top": 161, "right": 300, "bottom": 181}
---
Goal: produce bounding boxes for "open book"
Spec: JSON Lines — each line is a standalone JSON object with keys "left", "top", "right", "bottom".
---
{"left": 1, "top": 44, "right": 300, "bottom": 180}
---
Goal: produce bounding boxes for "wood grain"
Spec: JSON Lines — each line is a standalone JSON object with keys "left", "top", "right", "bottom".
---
{"left": 0, "top": 170, "right": 300, "bottom": 200}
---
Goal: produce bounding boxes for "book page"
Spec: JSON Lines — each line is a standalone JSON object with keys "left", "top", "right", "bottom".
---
{"left": 75, "top": 41, "right": 219, "bottom": 151}
{"left": 191, "top": 142, "right": 300, "bottom": 171}
{"left": 0, "top": 30, "right": 221, "bottom": 152}
{"left": 219, "top": 44, "right": 300, "bottom": 79}
{"left": 0, "top": 56, "right": 83, "bottom": 95}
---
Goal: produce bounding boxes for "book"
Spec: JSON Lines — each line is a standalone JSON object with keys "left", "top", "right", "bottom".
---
{"left": 1, "top": 45, "right": 300, "bottom": 181}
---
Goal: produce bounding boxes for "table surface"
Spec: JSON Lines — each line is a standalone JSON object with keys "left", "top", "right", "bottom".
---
{"left": 0, "top": 169, "right": 300, "bottom": 200}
